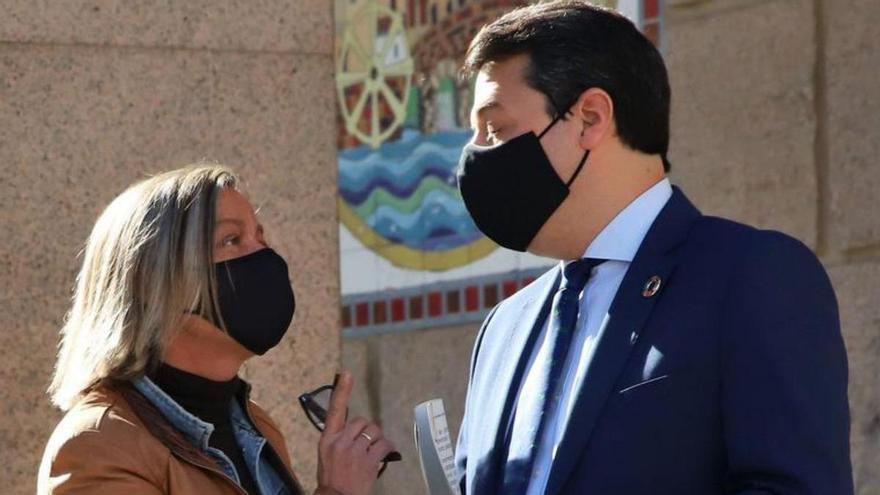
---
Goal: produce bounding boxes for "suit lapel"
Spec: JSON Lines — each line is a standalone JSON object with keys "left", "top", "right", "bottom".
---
{"left": 471, "top": 267, "right": 561, "bottom": 495}
{"left": 544, "top": 187, "right": 701, "bottom": 494}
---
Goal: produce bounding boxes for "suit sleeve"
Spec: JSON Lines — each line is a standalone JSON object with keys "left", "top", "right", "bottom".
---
{"left": 719, "top": 231, "right": 853, "bottom": 494}
{"left": 38, "top": 429, "right": 165, "bottom": 495}
{"left": 455, "top": 304, "right": 499, "bottom": 495}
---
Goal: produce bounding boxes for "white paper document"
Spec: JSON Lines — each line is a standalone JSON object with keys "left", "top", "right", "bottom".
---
{"left": 413, "top": 399, "right": 461, "bottom": 495}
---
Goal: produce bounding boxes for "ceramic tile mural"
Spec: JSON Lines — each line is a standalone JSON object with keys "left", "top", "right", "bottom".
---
{"left": 335, "top": 0, "right": 664, "bottom": 336}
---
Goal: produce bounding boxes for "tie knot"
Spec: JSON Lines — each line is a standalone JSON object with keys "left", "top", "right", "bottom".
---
{"left": 561, "top": 258, "right": 605, "bottom": 292}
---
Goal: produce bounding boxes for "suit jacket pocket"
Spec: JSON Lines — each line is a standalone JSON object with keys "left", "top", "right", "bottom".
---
{"left": 617, "top": 374, "right": 670, "bottom": 395}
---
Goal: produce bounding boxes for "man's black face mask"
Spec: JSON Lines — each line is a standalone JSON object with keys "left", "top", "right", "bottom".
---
{"left": 456, "top": 113, "right": 589, "bottom": 252}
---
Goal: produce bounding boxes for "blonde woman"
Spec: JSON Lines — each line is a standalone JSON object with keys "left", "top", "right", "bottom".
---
{"left": 38, "top": 165, "right": 396, "bottom": 495}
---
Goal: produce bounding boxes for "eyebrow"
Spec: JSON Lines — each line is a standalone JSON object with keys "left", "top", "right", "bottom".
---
{"left": 475, "top": 100, "right": 501, "bottom": 119}
{"left": 470, "top": 100, "right": 503, "bottom": 130}
{"left": 216, "top": 218, "right": 242, "bottom": 227}
{"left": 216, "top": 219, "right": 264, "bottom": 234}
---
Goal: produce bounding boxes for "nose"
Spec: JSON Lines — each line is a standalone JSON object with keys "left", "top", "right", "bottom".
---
{"left": 470, "top": 129, "right": 490, "bottom": 147}
{"left": 241, "top": 236, "right": 268, "bottom": 258}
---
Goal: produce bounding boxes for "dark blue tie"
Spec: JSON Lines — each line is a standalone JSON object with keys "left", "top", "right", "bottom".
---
{"left": 501, "top": 257, "right": 606, "bottom": 495}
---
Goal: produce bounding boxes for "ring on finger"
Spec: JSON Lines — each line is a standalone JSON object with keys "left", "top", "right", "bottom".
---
{"left": 359, "top": 431, "right": 374, "bottom": 443}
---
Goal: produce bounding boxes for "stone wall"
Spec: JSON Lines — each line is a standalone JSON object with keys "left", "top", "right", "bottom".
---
{"left": 668, "top": 1, "right": 880, "bottom": 491}
{"left": 344, "top": 1, "right": 880, "bottom": 494}
{"left": 1, "top": 1, "right": 877, "bottom": 494}
{"left": 0, "top": 2, "right": 338, "bottom": 493}
{"left": 822, "top": 0, "right": 880, "bottom": 489}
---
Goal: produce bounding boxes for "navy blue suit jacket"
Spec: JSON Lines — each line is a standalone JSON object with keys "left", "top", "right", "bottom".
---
{"left": 455, "top": 187, "right": 853, "bottom": 495}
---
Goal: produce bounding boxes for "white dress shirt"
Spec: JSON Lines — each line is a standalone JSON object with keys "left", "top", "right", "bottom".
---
{"left": 510, "top": 178, "right": 673, "bottom": 495}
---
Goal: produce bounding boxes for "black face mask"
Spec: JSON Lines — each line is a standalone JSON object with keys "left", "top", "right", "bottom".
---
{"left": 456, "top": 114, "right": 589, "bottom": 252}
{"left": 214, "top": 248, "right": 295, "bottom": 355}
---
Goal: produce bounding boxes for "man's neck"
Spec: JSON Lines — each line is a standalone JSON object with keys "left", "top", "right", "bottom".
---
{"left": 530, "top": 154, "right": 665, "bottom": 260}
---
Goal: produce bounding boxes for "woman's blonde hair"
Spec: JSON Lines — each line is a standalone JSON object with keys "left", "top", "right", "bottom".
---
{"left": 49, "top": 164, "right": 239, "bottom": 410}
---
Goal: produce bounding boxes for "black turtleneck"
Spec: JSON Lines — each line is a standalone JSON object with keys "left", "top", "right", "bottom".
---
{"left": 154, "top": 364, "right": 260, "bottom": 495}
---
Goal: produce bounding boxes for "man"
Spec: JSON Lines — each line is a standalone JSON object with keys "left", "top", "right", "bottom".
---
{"left": 453, "top": 2, "right": 853, "bottom": 494}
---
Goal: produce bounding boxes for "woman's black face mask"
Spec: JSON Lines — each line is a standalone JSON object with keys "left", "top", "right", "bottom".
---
{"left": 214, "top": 248, "right": 295, "bottom": 355}
{"left": 456, "top": 113, "right": 589, "bottom": 252}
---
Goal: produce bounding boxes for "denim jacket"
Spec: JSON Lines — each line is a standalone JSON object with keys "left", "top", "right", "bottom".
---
{"left": 133, "top": 376, "right": 296, "bottom": 495}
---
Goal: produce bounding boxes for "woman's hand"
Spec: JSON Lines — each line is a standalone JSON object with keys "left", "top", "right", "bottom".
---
{"left": 315, "top": 371, "right": 396, "bottom": 495}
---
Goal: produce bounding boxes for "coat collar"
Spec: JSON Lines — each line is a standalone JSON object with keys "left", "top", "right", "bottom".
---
{"left": 583, "top": 178, "right": 673, "bottom": 263}
{"left": 125, "top": 377, "right": 301, "bottom": 493}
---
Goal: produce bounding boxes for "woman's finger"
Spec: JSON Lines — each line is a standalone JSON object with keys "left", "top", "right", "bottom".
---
{"left": 353, "top": 423, "right": 383, "bottom": 449}
{"left": 367, "top": 439, "right": 396, "bottom": 464}
{"left": 324, "top": 371, "right": 353, "bottom": 434}
{"left": 340, "top": 416, "right": 371, "bottom": 444}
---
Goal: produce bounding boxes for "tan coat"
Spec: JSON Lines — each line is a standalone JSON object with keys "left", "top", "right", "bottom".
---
{"left": 37, "top": 383, "right": 304, "bottom": 495}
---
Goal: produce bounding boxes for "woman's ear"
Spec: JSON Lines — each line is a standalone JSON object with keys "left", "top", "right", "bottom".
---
{"left": 573, "top": 87, "right": 614, "bottom": 150}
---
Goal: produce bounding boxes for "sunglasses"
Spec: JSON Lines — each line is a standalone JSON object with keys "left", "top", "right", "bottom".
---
{"left": 298, "top": 384, "right": 402, "bottom": 478}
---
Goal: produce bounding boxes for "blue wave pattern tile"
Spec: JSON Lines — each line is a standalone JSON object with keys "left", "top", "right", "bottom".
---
{"left": 338, "top": 129, "right": 483, "bottom": 251}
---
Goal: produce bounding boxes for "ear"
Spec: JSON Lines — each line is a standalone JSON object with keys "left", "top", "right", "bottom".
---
{"left": 572, "top": 88, "right": 614, "bottom": 151}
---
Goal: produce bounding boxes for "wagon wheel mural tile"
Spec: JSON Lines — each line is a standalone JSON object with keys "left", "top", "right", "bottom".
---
{"left": 334, "top": 0, "right": 665, "bottom": 336}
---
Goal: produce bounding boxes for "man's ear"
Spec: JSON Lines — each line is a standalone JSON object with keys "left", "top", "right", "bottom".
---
{"left": 573, "top": 88, "right": 614, "bottom": 150}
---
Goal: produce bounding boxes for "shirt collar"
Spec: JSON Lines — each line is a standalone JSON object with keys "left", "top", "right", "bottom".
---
{"left": 582, "top": 178, "right": 673, "bottom": 263}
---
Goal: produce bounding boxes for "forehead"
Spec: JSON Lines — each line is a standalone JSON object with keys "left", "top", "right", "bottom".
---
{"left": 216, "top": 187, "right": 255, "bottom": 218}
{"left": 471, "top": 54, "right": 544, "bottom": 117}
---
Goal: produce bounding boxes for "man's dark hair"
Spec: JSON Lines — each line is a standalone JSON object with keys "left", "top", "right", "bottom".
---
{"left": 462, "top": 1, "right": 671, "bottom": 172}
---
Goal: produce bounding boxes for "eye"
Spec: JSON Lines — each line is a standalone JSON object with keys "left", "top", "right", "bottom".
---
{"left": 221, "top": 235, "right": 240, "bottom": 247}
{"left": 486, "top": 126, "right": 503, "bottom": 144}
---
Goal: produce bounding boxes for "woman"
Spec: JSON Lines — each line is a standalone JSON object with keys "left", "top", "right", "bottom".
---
{"left": 38, "top": 165, "right": 395, "bottom": 495}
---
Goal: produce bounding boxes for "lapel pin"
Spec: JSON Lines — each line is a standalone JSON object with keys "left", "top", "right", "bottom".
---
{"left": 642, "top": 276, "right": 662, "bottom": 298}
